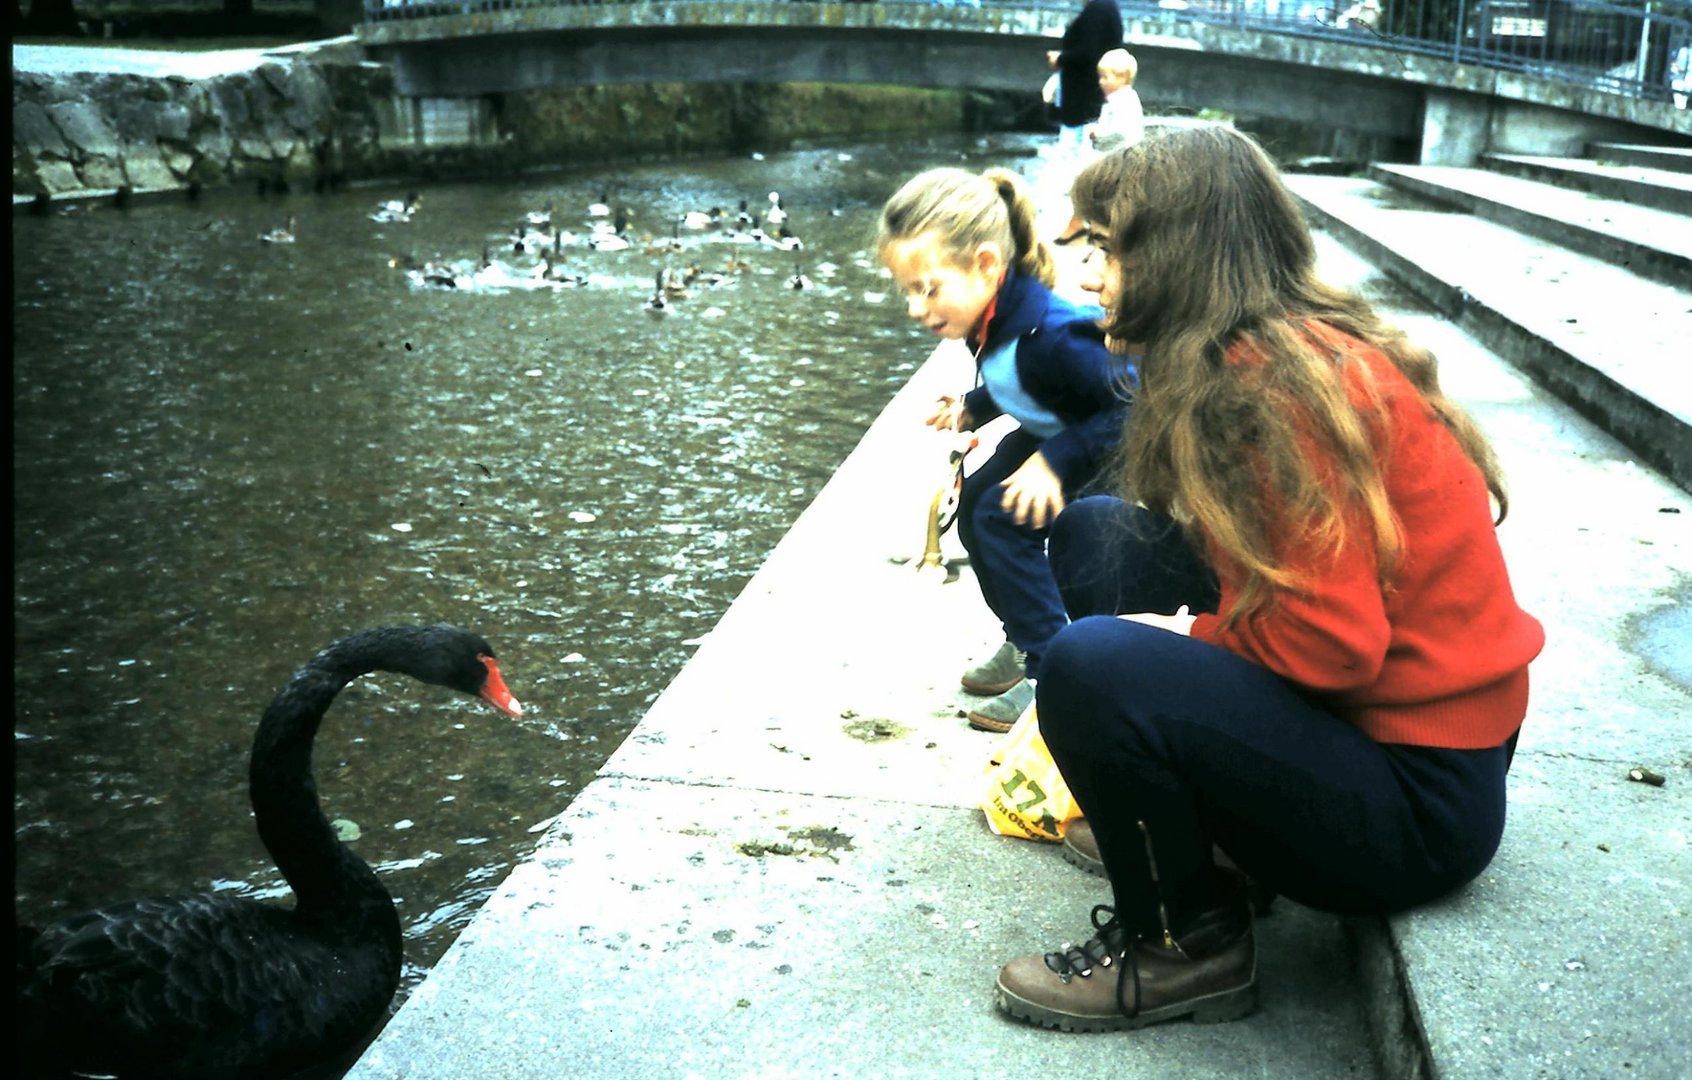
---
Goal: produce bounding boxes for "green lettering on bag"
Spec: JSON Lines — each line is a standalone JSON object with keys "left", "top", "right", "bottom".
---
{"left": 1000, "top": 770, "right": 1047, "bottom": 813}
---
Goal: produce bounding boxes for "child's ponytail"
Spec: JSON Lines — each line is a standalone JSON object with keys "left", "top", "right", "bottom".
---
{"left": 984, "top": 168, "right": 1058, "bottom": 289}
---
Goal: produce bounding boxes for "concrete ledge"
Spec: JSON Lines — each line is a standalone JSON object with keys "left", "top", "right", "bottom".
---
{"left": 1366, "top": 162, "right": 1692, "bottom": 290}
{"left": 1482, "top": 152, "right": 1692, "bottom": 215}
{"left": 1590, "top": 141, "right": 1692, "bottom": 174}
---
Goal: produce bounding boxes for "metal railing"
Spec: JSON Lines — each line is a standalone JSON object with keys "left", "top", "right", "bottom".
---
{"left": 362, "top": 0, "right": 1692, "bottom": 103}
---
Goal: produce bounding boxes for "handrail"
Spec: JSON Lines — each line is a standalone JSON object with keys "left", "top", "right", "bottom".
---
{"left": 362, "top": 0, "right": 1692, "bottom": 103}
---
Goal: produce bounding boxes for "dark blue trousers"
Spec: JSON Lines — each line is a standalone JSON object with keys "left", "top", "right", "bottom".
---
{"left": 957, "top": 428, "right": 1094, "bottom": 680}
{"left": 1040, "top": 496, "right": 1515, "bottom": 938}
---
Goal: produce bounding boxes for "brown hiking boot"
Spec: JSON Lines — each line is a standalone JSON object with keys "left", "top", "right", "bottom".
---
{"left": 1061, "top": 819, "right": 1108, "bottom": 876}
{"left": 994, "top": 901, "right": 1257, "bottom": 1033}
{"left": 1062, "top": 821, "right": 1277, "bottom": 916}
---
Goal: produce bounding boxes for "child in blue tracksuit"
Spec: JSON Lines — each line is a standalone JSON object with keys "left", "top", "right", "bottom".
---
{"left": 879, "top": 165, "right": 1135, "bottom": 732}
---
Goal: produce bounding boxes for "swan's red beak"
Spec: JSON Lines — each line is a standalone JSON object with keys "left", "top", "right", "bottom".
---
{"left": 478, "top": 655, "right": 524, "bottom": 718}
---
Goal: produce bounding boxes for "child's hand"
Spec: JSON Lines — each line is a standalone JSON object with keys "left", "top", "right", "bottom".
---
{"left": 1118, "top": 606, "right": 1196, "bottom": 636}
{"left": 999, "top": 452, "right": 1064, "bottom": 528}
{"left": 925, "top": 396, "right": 974, "bottom": 432}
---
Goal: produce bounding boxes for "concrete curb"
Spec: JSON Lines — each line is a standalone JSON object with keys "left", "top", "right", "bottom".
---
{"left": 1347, "top": 917, "right": 1433, "bottom": 1080}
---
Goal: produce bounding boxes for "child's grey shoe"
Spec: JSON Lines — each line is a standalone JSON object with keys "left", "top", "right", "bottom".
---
{"left": 961, "top": 640, "right": 1028, "bottom": 696}
{"left": 967, "top": 678, "right": 1035, "bottom": 733}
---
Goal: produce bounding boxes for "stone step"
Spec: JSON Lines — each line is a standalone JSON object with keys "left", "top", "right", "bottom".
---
{"left": 1588, "top": 141, "right": 1692, "bottom": 175}
{"left": 1365, "top": 162, "right": 1692, "bottom": 289}
{"left": 1480, "top": 152, "right": 1692, "bottom": 216}
{"left": 1285, "top": 173, "right": 1692, "bottom": 492}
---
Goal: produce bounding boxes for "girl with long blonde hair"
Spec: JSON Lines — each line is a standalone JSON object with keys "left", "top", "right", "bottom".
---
{"left": 993, "top": 123, "right": 1544, "bottom": 1034}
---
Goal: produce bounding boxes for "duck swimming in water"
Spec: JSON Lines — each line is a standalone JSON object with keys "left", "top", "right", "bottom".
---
{"left": 760, "top": 224, "right": 804, "bottom": 252}
{"left": 589, "top": 210, "right": 632, "bottom": 252}
{"left": 644, "top": 270, "right": 674, "bottom": 318}
{"left": 535, "top": 250, "right": 588, "bottom": 288}
{"left": 525, "top": 200, "right": 555, "bottom": 229}
{"left": 587, "top": 190, "right": 612, "bottom": 218}
{"left": 764, "top": 191, "right": 787, "bottom": 226}
{"left": 787, "top": 258, "right": 814, "bottom": 291}
{"left": 259, "top": 214, "right": 297, "bottom": 244}
{"left": 681, "top": 207, "right": 721, "bottom": 230}
{"left": 370, "top": 192, "right": 419, "bottom": 224}
{"left": 15, "top": 625, "right": 523, "bottom": 1080}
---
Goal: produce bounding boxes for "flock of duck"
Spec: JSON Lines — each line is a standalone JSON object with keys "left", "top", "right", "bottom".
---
{"left": 262, "top": 186, "right": 828, "bottom": 314}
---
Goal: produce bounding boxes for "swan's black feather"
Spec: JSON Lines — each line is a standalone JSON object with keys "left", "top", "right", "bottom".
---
{"left": 15, "top": 624, "right": 516, "bottom": 1080}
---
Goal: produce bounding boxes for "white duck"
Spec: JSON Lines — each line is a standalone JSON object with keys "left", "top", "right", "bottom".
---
{"left": 525, "top": 200, "right": 555, "bottom": 229}
{"left": 681, "top": 207, "right": 721, "bottom": 230}
{"left": 259, "top": 215, "right": 297, "bottom": 244}
{"left": 764, "top": 191, "right": 787, "bottom": 226}
{"left": 589, "top": 211, "right": 632, "bottom": 252}
{"left": 370, "top": 192, "right": 419, "bottom": 224}
{"left": 760, "top": 225, "right": 804, "bottom": 252}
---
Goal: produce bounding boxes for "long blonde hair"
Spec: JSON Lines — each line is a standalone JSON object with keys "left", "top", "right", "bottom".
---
{"left": 878, "top": 166, "right": 1057, "bottom": 287}
{"left": 1071, "top": 124, "right": 1507, "bottom": 624}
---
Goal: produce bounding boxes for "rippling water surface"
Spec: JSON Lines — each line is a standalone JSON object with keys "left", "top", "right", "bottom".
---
{"left": 12, "top": 133, "right": 1051, "bottom": 1018}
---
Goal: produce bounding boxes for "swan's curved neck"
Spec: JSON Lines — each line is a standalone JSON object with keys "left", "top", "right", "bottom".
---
{"left": 249, "top": 636, "right": 399, "bottom": 918}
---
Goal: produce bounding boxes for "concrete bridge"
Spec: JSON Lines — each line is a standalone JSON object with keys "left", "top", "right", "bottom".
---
{"left": 357, "top": 0, "right": 1692, "bottom": 164}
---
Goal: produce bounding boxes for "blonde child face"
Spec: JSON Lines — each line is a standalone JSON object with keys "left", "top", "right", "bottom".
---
{"left": 1098, "top": 66, "right": 1131, "bottom": 97}
{"left": 883, "top": 232, "right": 1003, "bottom": 341}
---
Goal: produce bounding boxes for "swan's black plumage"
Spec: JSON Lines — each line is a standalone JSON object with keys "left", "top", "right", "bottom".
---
{"left": 16, "top": 624, "right": 523, "bottom": 1079}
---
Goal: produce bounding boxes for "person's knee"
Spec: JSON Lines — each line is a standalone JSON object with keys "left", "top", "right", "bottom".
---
{"left": 1050, "top": 496, "right": 1120, "bottom": 565}
{"left": 1050, "top": 496, "right": 1129, "bottom": 614}
{"left": 1036, "top": 616, "right": 1132, "bottom": 750}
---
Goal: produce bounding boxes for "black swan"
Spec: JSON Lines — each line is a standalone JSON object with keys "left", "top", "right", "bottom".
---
{"left": 16, "top": 624, "right": 525, "bottom": 1079}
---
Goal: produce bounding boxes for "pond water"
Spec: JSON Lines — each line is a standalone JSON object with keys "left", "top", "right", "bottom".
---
{"left": 11, "top": 132, "right": 1054, "bottom": 1021}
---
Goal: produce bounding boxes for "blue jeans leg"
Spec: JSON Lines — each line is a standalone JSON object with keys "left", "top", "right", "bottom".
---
{"left": 1037, "top": 615, "right": 1513, "bottom": 938}
{"left": 956, "top": 430, "right": 1076, "bottom": 679}
{"left": 1049, "top": 495, "right": 1220, "bottom": 619}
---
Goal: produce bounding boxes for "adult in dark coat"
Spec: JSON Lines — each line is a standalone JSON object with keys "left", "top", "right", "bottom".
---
{"left": 1045, "top": 0, "right": 1123, "bottom": 241}
{"left": 1047, "top": 0, "right": 1123, "bottom": 131}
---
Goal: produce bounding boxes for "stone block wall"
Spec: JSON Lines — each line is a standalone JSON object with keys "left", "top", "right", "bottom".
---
{"left": 12, "top": 53, "right": 398, "bottom": 199}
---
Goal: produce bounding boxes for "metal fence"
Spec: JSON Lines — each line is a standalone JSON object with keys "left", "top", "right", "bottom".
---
{"left": 362, "top": 0, "right": 1692, "bottom": 103}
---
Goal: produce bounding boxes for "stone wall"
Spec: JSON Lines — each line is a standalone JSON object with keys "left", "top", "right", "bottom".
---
{"left": 12, "top": 46, "right": 394, "bottom": 200}
{"left": 11, "top": 44, "right": 985, "bottom": 203}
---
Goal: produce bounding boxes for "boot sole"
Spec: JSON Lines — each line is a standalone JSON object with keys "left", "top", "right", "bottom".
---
{"left": 966, "top": 709, "right": 1017, "bottom": 733}
{"left": 1060, "top": 839, "right": 1107, "bottom": 878}
{"left": 960, "top": 675, "right": 1022, "bottom": 696}
{"left": 993, "top": 976, "right": 1258, "bottom": 1033}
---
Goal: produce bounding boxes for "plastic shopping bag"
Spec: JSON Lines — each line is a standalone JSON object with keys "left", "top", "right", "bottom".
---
{"left": 980, "top": 705, "right": 1080, "bottom": 842}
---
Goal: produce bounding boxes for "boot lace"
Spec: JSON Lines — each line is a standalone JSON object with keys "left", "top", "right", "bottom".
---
{"left": 1042, "top": 904, "right": 1146, "bottom": 1019}
{"left": 1042, "top": 904, "right": 1129, "bottom": 981}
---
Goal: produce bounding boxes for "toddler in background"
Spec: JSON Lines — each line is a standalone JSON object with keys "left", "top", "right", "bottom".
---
{"left": 1087, "top": 48, "right": 1144, "bottom": 154}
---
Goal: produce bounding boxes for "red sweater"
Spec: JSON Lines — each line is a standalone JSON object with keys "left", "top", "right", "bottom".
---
{"left": 1189, "top": 328, "right": 1544, "bottom": 749}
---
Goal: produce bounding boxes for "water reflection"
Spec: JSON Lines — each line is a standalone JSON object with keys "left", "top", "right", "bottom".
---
{"left": 12, "top": 133, "right": 1049, "bottom": 1020}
